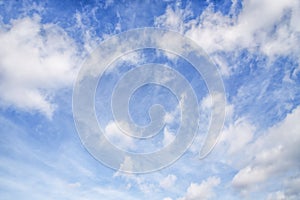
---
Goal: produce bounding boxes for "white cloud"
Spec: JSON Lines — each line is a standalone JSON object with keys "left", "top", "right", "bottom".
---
{"left": 163, "top": 127, "right": 175, "bottom": 147}
{"left": 201, "top": 92, "right": 228, "bottom": 115}
{"left": 164, "top": 111, "right": 176, "bottom": 124}
{"left": 231, "top": 106, "right": 300, "bottom": 196}
{"left": 160, "top": 174, "right": 177, "bottom": 190}
{"left": 266, "top": 176, "right": 300, "bottom": 200}
{"left": 0, "top": 15, "right": 79, "bottom": 118}
{"left": 267, "top": 176, "right": 300, "bottom": 200}
{"left": 267, "top": 191, "right": 286, "bottom": 200}
{"left": 104, "top": 121, "right": 136, "bottom": 151}
{"left": 220, "top": 118, "right": 255, "bottom": 156}
{"left": 113, "top": 171, "right": 157, "bottom": 194}
{"left": 187, "top": 93, "right": 233, "bottom": 157}
{"left": 283, "top": 176, "right": 300, "bottom": 198}
{"left": 178, "top": 176, "right": 220, "bottom": 200}
{"left": 154, "top": 5, "right": 300, "bottom": 197}
{"left": 211, "top": 54, "right": 231, "bottom": 77}
{"left": 118, "top": 156, "right": 134, "bottom": 173}
{"left": 188, "top": 0, "right": 300, "bottom": 57}
{"left": 155, "top": 5, "right": 192, "bottom": 33}
{"left": 155, "top": 0, "right": 300, "bottom": 71}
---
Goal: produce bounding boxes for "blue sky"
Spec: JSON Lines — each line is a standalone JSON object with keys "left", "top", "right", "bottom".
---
{"left": 0, "top": 0, "right": 300, "bottom": 199}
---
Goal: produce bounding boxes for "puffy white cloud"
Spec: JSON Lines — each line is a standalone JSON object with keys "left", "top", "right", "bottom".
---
{"left": 178, "top": 176, "right": 220, "bottom": 200}
{"left": 266, "top": 176, "right": 300, "bottom": 200}
{"left": 155, "top": 0, "right": 300, "bottom": 70}
{"left": 220, "top": 118, "right": 255, "bottom": 157}
{"left": 266, "top": 191, "right": 286, "bottom": 200}
{"left": 231, "top": 106, "right": 300, "bottom": 196}
{"left": 189, "top": 0, "right": 300, "bottom": 56}
{"left": 283, "top": 176, "right": 300, "bottom": 198}
{"left": 266, "top": 178, "right": 300, "bottom": 200}
{"left": 0, "top": 15, "right": 79, "bottom": 118}
{"left": 160, "top": 174, "right": 177, "bottom": 190}
{"left": 155, "top": 3, "right": 300, "bottom": 196}
{"left": 104, "top": 121, "right": 136, "bottom": 151}
{"left": 155, "top": 5, "right": 192, "bottom": 33}
{"left": 163, "top": 127, "right": 175, "bottom": 147}
{"left": 113, "top": 170, "right": 157, "bottom": 194}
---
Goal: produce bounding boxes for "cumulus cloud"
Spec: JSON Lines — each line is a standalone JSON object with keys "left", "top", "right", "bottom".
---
{"left": 104, "top": 121, "right": 136, "bottom": 151}
{"left": 155, "top": 3, "right": 300, "bottom": 197}
{"left": 160, "top": 174, "right": 177, "bottom": 190}
{"left": 155, "top": 5, "right": 192, "bottom": 33}
{"left": 0, "top": 15, "right": 79, "bottom": 118}
{"left": 220, "top": 118, "right": 255, "bottom": 157}
{"left": 113, "top": 170, "right": 157, "bottom": 194}
{"left": 267, "top": 176, "right": 300, "bottom": 200}
{"left": 206, "top": 96, "right": 300, "bottom": 198}
{"left": 231, "top": 106, "right": 300, "bottom": 197}
{"left": 155, "top": 0, "right": 300, "bottom": 72}
{"left": 189, "top": 0, "right": 300, "bottom": 57}
{"left": 163, "top": 127, "right": 175, "bottom": 147}
{"left": 178, "top": 176, "right": 220, "bottom": 200}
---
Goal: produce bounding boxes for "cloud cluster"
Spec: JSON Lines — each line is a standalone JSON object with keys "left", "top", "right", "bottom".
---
{"left": 160, "top": 174, "right": 177, "bottom": 190}
{"left": 0, "top": 15, "right": 79, "bottom": 118}
{"left": 155, "top": 1, "right": 300, "bottom": 198}
{"left": 104, "top": 121, "right": 136, "bottom": 151}
{"left": 178, "top": 176, "right": 220, "bottom": 200}
{"left": 155, "top": 0, "right": 300, "bottom": 74}
{"left": 210, "top": 105, "right": 300, "bottom": 198}
{"left": 231, "top": 106, "right": 300, "bottom": 197}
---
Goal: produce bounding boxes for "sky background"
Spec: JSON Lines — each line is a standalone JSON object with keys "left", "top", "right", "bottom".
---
{"left": 0, "top": 0, "right": 300, "bottom": 199}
